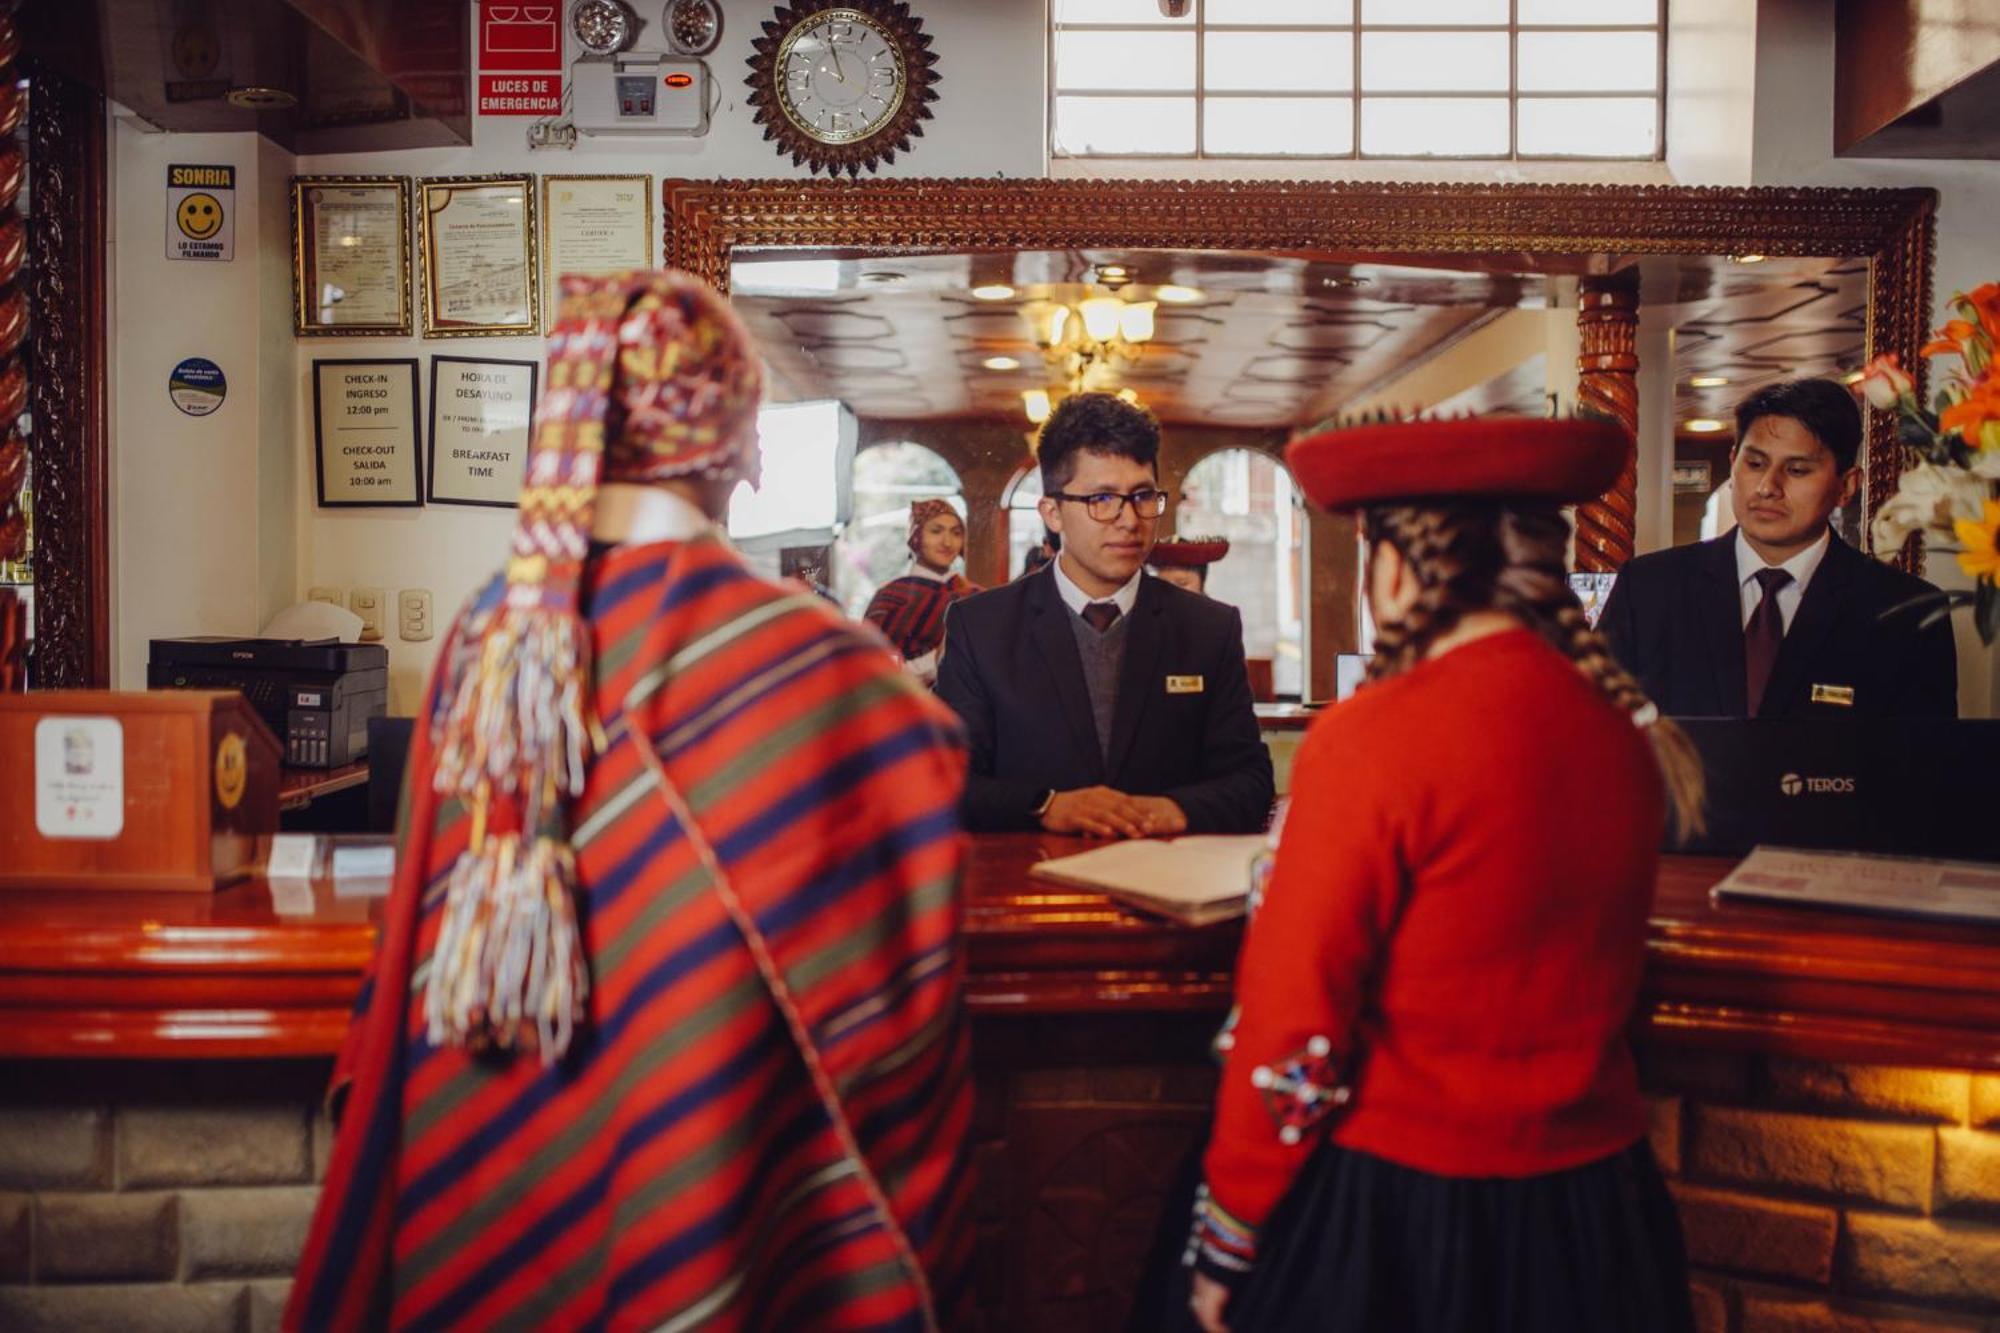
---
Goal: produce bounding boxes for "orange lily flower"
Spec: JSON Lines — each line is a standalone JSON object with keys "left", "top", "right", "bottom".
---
{"left": 1967, "top": 282, "right": 2000, "bottom": 341}
{"left": 1921, "top": 319, "right": 1979, "bottom": 359}
{"left": 1939, "top": 377, "right": 2000, "bottom": 448}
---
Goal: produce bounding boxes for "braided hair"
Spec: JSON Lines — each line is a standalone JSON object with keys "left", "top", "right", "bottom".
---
{"left": 1362, "top": 502, "right": 1705, "bottom": 841}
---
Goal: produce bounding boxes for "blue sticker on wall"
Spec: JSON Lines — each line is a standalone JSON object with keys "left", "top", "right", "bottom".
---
{"left": 170, "top": 357, "right": 226, "bottom": 417}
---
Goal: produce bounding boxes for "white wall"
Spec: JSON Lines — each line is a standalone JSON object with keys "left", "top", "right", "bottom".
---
{"left": 109, "top": 124, "right": 296, "bottom": 688}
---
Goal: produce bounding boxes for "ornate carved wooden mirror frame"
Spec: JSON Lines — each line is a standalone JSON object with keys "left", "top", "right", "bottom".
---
{"left": 663, "top": 177, "right": 1935, "bottom": 575}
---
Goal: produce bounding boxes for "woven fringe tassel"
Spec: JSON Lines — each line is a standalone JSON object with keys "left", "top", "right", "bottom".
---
{"left": 431, "top": 605, "right": 593, "bottom": 817}
{"left": 424, "top": 831, "right": 589, "bottom": 1063}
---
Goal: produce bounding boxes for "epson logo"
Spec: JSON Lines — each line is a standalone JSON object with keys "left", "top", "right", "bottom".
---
{"left": 231, "top": 651, "right": 255, "bottom": 660}
{"left": 1779, "top": 772, "right": 1856, "bottom": 796}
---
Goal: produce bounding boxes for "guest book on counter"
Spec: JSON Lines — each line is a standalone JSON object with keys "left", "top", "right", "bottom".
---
{"left": 1029, "top": 835, "right": 1267, "bottom": 925}
{"left": 1712, "top": 847, "right": 2000, "bottom": 925}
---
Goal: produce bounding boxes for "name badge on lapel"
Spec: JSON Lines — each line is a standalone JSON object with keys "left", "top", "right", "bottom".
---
{"left": 1810, "top": 683, "right": 1856, "bottom": 707}
{"left": 1166, "top": 675, "right": 1205, "bottom": 694}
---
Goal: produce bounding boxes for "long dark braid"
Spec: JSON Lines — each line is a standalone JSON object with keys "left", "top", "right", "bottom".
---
{"left": 1363, "top": 503, "right": 1705, "bottom": 840}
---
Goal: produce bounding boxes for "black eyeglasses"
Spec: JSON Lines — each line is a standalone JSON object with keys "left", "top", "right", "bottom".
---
{"left": 1048, "top": 488, "right": 1171, "bottom": 522}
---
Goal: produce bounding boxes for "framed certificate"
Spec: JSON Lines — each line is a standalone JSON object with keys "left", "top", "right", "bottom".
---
{"left": 541, "top": 175, "right": 654, "bottom": 329}
{"left": 428, "top": 356, "right": 539, "bottom": 508}
{"left": 313, "top": 359, "right": 422, "bottom": 507}
{"left": 418, "top": 174, "right": 539, "bottom": 338}
{"left": 291, "top": 177, "right": 413, "bottom": 336}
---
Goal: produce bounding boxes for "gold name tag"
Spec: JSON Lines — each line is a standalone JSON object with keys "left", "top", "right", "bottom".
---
{"left": 1166, "top": 675, "right": 1205, "bottom": 694}
{"left": 1810, "top": 683, "right": 1856, "bottom": 707}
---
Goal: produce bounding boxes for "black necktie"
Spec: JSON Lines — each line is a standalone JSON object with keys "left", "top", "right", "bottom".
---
{"left": 1082, "top": 601, "right": 1122, "bottom": 633}
{"left": 1744, "top": 566, "right": 1793, "bottom": 717}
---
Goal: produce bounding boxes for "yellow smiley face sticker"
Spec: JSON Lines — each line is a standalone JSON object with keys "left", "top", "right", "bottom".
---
{"left": 177, "top": 192, "right": 224, "bottom": 240}
{"left": 215, "top": 731, "right": 247, "bottom": 810}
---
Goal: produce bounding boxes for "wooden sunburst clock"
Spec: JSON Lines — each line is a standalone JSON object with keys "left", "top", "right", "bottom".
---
{"left": 745, "top": 1, "right": 939, "bottom": 177}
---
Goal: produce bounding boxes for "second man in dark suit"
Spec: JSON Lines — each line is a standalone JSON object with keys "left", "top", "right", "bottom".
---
{"left": 936, "top": 393, "right": 1275, "bottom": 836}
{"left": 1601, "top": 378, "right": 1957, "bottom": 718}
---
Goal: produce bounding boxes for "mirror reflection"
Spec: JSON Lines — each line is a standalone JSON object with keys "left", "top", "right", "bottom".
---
{"left": 727, "top": 247, "right": 1867, "bottom": 701}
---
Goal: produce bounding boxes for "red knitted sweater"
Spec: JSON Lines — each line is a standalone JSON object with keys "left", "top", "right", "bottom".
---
{"left": 1196, "top": 628, "right": 1665, "bottom": 1279}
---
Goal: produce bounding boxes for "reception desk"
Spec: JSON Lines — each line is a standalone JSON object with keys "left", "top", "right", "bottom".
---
{"left": 3, "top": 837, "right": 1999, "bottom": 1329}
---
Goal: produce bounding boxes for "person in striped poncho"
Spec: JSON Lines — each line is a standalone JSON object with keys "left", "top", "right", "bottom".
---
{"left": 288, "top": 272, "right": 973, "bottom": 1332}
{"left": 863, "top": 499, "right": 982, "bottom": 686}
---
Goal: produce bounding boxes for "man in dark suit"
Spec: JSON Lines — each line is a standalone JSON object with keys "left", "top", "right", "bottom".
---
{"left": 1601, "top": 378, "right": 1957, "bottom": 718}
{"left": 937, "top": 393, "right": 1274, "bottom": 836}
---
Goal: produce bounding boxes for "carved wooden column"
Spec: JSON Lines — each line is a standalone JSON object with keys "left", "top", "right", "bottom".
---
{"left": 1573, "top": 269, "right": 1641, "bottom": 573}
{"left": 0, "top": 10, "right": 26, "bottom": 690}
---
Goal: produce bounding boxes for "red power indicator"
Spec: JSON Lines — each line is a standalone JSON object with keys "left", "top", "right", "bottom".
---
{"left": 664, "top": 73, "right": 694, "bottom": 88}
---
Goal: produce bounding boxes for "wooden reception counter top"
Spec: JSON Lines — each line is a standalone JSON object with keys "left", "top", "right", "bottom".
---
{"left": 2, "top": 834, "right": 1998, "bottom": 1068}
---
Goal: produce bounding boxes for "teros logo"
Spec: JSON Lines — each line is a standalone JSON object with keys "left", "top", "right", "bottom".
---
{"left": 1779, "top": 772, "right": 1857, "bottom": 796}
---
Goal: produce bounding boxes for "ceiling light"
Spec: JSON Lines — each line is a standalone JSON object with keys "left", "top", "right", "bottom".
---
{"left": 226, "top": 86, "right": 297, "bottom": 110}
{"left": 1023, "top": 389, "right": 1052, "bottom": 424}
{"left": 1155, "top": 284, "right": 1204, "bottom": 304}
{"left": 972, "top": 284, "right": 1016, "bottom": 301}
{"left": 1688, "top": 375, "right": 1730, "bottom": 388}
{"left": 1732, "top": 253, "right": 1766, "bottom": 265}
{"left": 1096, "top": 264, "right": 1129, "bottom": 281}
{"left": 982, "top": 355, "right": 1021, "bottom": 371}
{"left": 1116, "top": 388, "right": 1140, "bottom": 405}
{"left": 1683, "top": 418, "right": 1728, "bottom": 433}
{"left": 732, "top": 259, "right": 843, "bottom": 294}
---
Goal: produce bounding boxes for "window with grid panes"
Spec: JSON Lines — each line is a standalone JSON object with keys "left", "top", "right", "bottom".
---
{"left": 1051, "top": 0, "right": 1664, "bottom": 160}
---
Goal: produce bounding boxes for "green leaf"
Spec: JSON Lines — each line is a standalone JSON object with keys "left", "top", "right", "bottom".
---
{"left": 1977, "top": 579, "right": 2000, "bottom": 648}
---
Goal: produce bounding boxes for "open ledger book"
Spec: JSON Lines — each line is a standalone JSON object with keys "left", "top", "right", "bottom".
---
{"left": 1028, "top": 835, "right": 1267, "bottom": 925}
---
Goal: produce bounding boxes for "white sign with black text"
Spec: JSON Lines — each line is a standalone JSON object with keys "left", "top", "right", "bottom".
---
{"left": 313, "top": 359, "right": 423, "bottom": 508}
{"left": 428, "top": 357, "right": 539, "bottom": 507}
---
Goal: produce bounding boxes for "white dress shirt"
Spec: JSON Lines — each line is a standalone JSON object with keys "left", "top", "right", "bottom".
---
{"left": 1735, "top": 527, "right": 1831, "bottom": 634}
{"left": 1051, "top": 552, "right": 1142, "bottom": 620}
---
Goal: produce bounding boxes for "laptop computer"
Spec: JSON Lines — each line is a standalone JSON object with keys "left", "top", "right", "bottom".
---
{"left": 1670, "top": 718, "right": 1998, "bottom": 862}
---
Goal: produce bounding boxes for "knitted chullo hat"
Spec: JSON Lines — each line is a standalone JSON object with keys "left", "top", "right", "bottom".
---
{"left": 906, "top": 497, "right": 961, "bottom": 557}
{"left": 424, "top": 270, "right": 764, "bottom": 1063}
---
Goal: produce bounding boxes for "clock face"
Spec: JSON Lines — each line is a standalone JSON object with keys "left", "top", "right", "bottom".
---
{"left": 776, "top": 9, "right": 907, "bottom": 145}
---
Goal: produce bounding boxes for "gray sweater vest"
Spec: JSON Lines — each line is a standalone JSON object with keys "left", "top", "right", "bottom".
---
{"left": 1065, "top": 608, "right": 1130, "bottom": 763}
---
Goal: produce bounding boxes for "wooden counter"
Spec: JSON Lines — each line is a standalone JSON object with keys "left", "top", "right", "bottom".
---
{"left": 2, "top": 833, "right": 1997, "bottom": 1068}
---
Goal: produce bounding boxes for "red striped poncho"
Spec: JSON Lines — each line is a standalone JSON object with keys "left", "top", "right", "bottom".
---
{"left": 862, "top": 574, "right": 979, "bottom": 663}
{"left": 288, "top": 534, "right": 973, "bottom": 1332}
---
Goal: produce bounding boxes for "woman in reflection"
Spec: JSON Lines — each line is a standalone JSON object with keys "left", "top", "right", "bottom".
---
{"left": 864, "top": 497, "right": 983, "bottom": 684}
{"left": 1185, "top": 416, "right": 1703, "bottom": 1333}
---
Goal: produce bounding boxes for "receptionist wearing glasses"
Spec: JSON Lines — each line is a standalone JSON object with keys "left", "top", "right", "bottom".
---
{"left": 936, "top": 393, "right": 1274, "bottom": 837}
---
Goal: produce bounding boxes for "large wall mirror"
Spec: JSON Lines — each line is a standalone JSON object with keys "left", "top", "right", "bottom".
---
{"left": 667, "top": 180, "right": 1934, "bottom": 701}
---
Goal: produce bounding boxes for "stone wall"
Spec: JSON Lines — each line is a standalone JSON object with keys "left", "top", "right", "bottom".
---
{"left": 0, "top": 1062, "right": 328, "bottom": 1333}
{"left": 1643, "top": 1049, "right": 2000, "bottom": 1331}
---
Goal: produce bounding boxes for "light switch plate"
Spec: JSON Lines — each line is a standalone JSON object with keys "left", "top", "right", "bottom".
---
{"left": 348, "top": 586, "right": 386, "bottom": 642}
{"left": 307, "top": 585, "right": 342, "bottom": 606}
{"left": 398, "top": 588, "right": 434, "bottom": 643}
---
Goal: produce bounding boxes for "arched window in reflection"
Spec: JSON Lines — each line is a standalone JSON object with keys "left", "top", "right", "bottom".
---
{"left": 833, "top": 442, "right": 965, "bottom": 618}
{"left": 1177, "top": 448, "right": 1309, "bottom": 701}
{"left": 1004, "top": 466, "right": 1049, "bottom": 581}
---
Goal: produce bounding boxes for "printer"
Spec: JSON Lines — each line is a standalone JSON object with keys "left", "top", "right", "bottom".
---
{"left": 148, "top": 637, "right": 389, "bottom": 768}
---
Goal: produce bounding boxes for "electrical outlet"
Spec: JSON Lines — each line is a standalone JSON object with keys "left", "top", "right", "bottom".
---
{"left": 307, "top": 585, "right": 342, "bottom": 606}
{"left": 348, "top": 586, "right": 386, "bottom": 642}
{"left": 398, "top": 588, "right": 434, "bottom": 643}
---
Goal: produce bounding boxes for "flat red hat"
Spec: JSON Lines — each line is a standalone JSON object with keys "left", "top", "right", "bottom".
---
{"left": 1285, "top": 414, "right": 1629, "bottom": 512}
{"left": 1151, "top": 537, "right": 1230, "bottom": 569}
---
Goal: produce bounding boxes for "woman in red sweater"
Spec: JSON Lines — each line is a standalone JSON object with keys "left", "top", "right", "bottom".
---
{"left": 1187, "top": 416, "right": 1704, "bottom": 1333}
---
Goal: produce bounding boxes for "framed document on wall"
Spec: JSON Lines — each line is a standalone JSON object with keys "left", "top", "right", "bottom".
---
{"left": 428, "top": 356, "right": 539, "bottom": 508}
{"left": 312, "top": 359, "right": 422, "bottom": 508}
{"left": 541, "top": 175, "right": 653, "bottom": 329}
{"left": 291, "top": 177, "right": 413, "bottom": 336}
{"left": 418, "top": 174, "right": 539, "bottom": 338}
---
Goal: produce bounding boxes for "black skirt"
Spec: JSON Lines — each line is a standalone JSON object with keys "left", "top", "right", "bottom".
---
{"left": 1214, "top": 1138, "right": 1694, "bottom": 1333}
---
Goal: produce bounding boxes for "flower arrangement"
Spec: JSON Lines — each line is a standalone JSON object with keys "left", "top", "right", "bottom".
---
{"left": 1853, "top": 282, "right": 2000, "bottom": 644}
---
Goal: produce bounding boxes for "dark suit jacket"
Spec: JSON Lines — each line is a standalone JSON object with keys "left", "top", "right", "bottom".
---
{"left": 935, "top": 568, "right": 1275, "bottom": 833}
{"left": 1599, "top": 531, "right": 1957, "bottom": 718}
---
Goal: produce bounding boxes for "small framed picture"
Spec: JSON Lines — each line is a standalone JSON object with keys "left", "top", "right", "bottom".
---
{"left": 418, "top": 174, "right": 539, "bottom": 338}
{"left": 541, "top": 174, "right": 654, "bottom": 330}
{"left": 312, "top": 359, "right": 422, "bottom": 508}
{"left": 427, "top": 356, "right": 539, "bottom": 508}
{"left": 291, "top": 176, "right": 413, "bottom": 336}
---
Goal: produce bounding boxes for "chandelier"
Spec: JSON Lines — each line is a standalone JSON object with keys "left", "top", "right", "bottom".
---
{"left": 1018, "top": 287, "right": 1158, "bottom": 423}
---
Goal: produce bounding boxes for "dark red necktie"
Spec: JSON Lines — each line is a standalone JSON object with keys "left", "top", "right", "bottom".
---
{"left": 1744, "top": 566, "right": 1792, "bottom": 717}
{"left": 1082, "top": 602, "right": 1122, "bottom": 633}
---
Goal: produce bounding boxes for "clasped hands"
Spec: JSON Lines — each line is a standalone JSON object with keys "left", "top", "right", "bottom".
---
{"left": 1040, "top": 786, "right": 1186, "bottom": 839}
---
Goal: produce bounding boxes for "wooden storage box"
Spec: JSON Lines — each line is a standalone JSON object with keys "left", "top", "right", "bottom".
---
{"left": 0, "top": 691, "right": 280, "bottom": 892}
